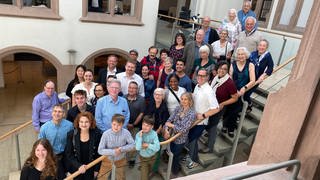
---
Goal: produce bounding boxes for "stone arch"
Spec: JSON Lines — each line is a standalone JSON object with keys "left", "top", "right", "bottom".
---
{"left": 0, "top": 45, "right": 62, "bottom": 69}
{"left": 0, "top": 45, "right": 63, "bottom": 90}
{"left": 81, "top": 48, "right": 131, "bottom": 74}
{"left": 81, "top": 48, "right": 131, "bottom": 65}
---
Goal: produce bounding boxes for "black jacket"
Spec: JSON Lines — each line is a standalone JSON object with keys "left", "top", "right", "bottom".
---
{"left": 64, "top": 129, "right": 102, "bottom": 176}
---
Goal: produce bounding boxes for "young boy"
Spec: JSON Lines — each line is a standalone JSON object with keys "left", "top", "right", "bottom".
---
{"left": 98, "top": 114, "right": 135, "bottom": 180}
{"left": 135, "top": 115, "right": 160, "bottom": 180}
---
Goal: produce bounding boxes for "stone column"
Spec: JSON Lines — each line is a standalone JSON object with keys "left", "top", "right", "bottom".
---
{"left": 248, "top": 1, "right": 320, "bottom": 179}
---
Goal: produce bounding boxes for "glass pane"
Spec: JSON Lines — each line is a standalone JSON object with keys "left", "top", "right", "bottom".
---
{"left": 0, "top": 0, "right": 13, "bottom": 5}
{"left": 24, "top": 0, "right": 51, "bottom": 8}
{"left": 258, "top": 0, "right": 273, "bottom": 22}
{"left": 89, "top": 0, "right": 106, "bottom": 13}
{"left": 279, "top": 0, "right": 297, "bottom": 25}
{"left": 115, "top": 0, "right": 135, "bottom": 16}
{"left": 297, "top": 0, "right": 314, "bottom": 28}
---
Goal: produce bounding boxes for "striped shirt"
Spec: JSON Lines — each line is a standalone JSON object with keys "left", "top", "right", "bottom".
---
{"left": 98, "top": 128, "right": 135, "bottom": 161}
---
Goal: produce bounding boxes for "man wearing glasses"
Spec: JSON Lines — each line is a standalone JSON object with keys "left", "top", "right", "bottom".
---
{"left": 95, "top": 79, "right": 130, "bottom": 132}
{"left": 32, "top": 80, "right": 65, "bottom": 132}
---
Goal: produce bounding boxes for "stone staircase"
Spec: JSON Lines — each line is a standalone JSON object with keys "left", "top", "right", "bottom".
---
{"left": 181, "top": 87, "right": 268, "bottom": 176}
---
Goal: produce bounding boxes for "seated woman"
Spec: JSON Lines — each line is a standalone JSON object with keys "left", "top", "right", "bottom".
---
{"left": 66, "top": 65, "right": 86, "bottom": 99}
{"left": 165, "top": 73, "right": 186, "bottom": 116}
{"left": 64, "top": 112, "right": 102, "bottom": 180}
{"left": 226, "top": 47, "right": 255, "bottom": 137}
{"left": 164, "top": 92, "right": 196, "bottom": 177}
{"left": 20, "top": 139, "right": 57, "bottom": 180}
{"left": 157, "top": 57, "right": 174, "bottom": 88}
{"left": 247, "top": 39, "right": 274, "bottom": 111}
{"left": 211, "top": 29, "right": 233, "bottom": 64}
{"left": 71, "top": 69, "right": 97, "bottom": 106}
{"left": 91, "top": 83, "right": 107, "bottom": 108}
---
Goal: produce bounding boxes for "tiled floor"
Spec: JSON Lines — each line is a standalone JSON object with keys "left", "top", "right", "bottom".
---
{"left": 0, "top": 61, "right": 55, "bottom": 180}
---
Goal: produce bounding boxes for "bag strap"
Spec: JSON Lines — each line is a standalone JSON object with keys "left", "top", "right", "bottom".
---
{"left": 224, "top": 42, "right": 228, "bottom": 57}
{"left": 168, "top": 87, "right": 180, "bottom": 103}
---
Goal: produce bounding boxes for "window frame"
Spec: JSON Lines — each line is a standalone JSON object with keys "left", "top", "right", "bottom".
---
{"left": 80, "top": 0, "right": 144, "bottom": 26}
{"left": 272, "top": 0, "right": 308, "bottom": 34}
{"left": 0, "top": 0, "right": 61, "bottom": 20}
{"left": 254, "top": 0, "right": 275, "bottom": 28}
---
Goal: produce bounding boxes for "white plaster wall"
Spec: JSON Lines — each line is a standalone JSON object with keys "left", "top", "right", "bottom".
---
{"left": 195, "top": 0, "right": 243, "bottom": 21}
{"left": 0, "top": 0, "right": 160, "bottom": 65}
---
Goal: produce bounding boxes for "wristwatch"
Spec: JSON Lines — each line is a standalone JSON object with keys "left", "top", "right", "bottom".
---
{"left": 202, "top": 113, "right": 206, "bottom": 119}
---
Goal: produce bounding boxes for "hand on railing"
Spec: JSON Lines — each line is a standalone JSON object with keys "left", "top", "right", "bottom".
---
{"left": 65, "top": 132, "right": 182, "bottom": 179}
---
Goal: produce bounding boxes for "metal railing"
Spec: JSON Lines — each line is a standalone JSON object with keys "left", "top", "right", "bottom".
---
{"left": 65, "top": 132, "right": 182, "bottom": 180}
{"left": 222, "top": 159, "right": 301, "bottom": 180}
{"left": 0, "top": 99, "right": 71, "bottom": 176}
{"left": 156, "top": 13, "right": 300, "bottom": 65}
{"left": 226, "top": 96, "right": 248, "bottom": 166}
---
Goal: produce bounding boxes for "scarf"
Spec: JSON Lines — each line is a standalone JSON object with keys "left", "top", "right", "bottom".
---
{"left": 210, "top": 73, "right": 230, "bottom": 93}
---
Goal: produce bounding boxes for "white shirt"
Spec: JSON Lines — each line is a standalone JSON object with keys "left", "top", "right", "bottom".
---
{"left": 211, "top": 40, "right": 233, "bottom": 57}
{"left": 116, "top": 72, "right": 145, "bottom": 97}
{"left": 165, "top": 87, "right": 186, "bottom": 116}
{"left": 92, "top": 0, "right": 99, "bottom": 7}
{"left": 71, "top": 82, "right": 97, "bottom": 106}
{"left": 193, "top": 82, "right": 219, "bottom": 125}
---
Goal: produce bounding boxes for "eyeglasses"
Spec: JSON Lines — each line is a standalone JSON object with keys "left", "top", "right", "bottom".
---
{"left": 197, "top": 74, "right": 207, "bottom": 78}
{"left": 109, "top": 87, "right": 120, "bottom": 90}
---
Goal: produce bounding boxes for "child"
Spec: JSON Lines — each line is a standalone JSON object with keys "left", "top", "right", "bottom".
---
{"left": 98, "top": 114, "right": 135, "bottom": 180}
{"left": 135, "top": 115, "right": 160, "bottom": 180}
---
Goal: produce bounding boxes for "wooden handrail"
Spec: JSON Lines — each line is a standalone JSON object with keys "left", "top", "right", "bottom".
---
{"left": 65, "top": 131, "right": 183, "bottom": 180}
{"left": 0, "top": 120, "right": 33, "bottom": 141}
{"left": 158, "top": 13, "right": 302, "bottom": 39}
{"left": 0, "top": 99, "right": 71, "bottom": 141}
{"left": 272, "top": 56, "right": 296, "bottom": 74}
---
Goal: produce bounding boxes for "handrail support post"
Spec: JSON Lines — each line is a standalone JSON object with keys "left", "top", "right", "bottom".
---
{"left": 166, "top": 145, "right": 173, "bottom": 180}
{"left": 227, "top": 96, "right": 248, "bottom": 165}
{"left": 15, "top": 134, "right": 22, "bottom": 170}
{"left": 111, "top": 162, "right": 116, "bottom": 180}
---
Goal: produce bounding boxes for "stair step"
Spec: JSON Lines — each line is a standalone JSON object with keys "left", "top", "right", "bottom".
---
{"left": 247, "top": 106, "right": 263, "bottom": 124}
{"left": 251, "top": 92, "right": 267, "bottom": 108}
{"left": 220, "top": 130, "right": 247, "bottom": 144}
{"left": 181, "top": 162, "right": 204, "bottom": 175}
{"left": 198, "top": 132, "right": 234, "bottom": 157}
{"left": 213, "top": 136, "right": 232, "bottom": 156}
{"left": 256, "top": 87, "right": 269, "bottom": 97}
{"left": 9, "top": 171, "right": 20, "bottom": 180}
{"left": 198, "top": 152, "right": 223, "bottom": 167}
{"left": 241, "top": 118, "right": 259, "bottom": 136}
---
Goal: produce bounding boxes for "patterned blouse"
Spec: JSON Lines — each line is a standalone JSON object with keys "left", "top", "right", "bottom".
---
{"left": 166, "top": 106, "right": 196, "bottom": 144}
{"left": 169, "top": 44, "right": 184, "bottom": 64}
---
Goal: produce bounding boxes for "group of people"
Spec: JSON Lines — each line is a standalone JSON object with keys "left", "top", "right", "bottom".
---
{"left": 24, "top": 0, "right": 275, "bottom": 179}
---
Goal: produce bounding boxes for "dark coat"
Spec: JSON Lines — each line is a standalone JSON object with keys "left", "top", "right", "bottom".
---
{"left": 64, "top": 128, "right": 102, "bottom": 178}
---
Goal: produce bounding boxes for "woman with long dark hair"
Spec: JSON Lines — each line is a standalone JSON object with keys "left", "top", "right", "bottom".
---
{"left": 66, "top": 65, "right": 86, "bottom": 99}
{"left": 20, "top": 139, "right": 57, "bottom": 180}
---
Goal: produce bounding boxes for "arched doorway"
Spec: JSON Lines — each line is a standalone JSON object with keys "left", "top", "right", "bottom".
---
{"left": 81, "top": 48, "right": 131, "bottom": 80}
{"left": 0, "top": 46, "right": 62, "bottom": 89}
{"left": 0, "top": 46, "right": 62, "bottom": 131}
